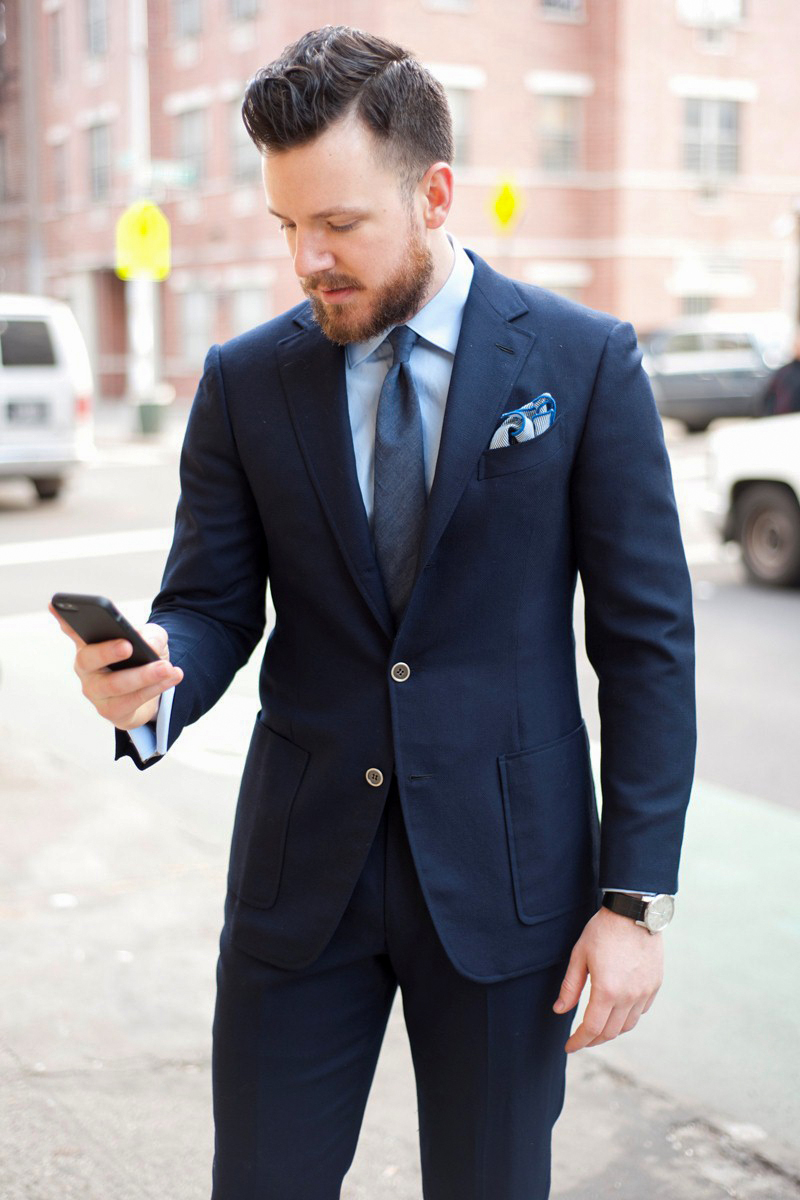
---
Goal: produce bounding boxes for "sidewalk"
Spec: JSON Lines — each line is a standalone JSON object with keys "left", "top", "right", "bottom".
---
{"left": 1, "top": 692, "right": 799, "bottom": 1197}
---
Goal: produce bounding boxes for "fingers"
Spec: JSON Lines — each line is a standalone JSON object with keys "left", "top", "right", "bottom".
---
{"left": 553, "top": 947, "right": 588, "bottom": 1015}
{"left": 564, "top": 986, "right": 657, "bottom": 1054}
{"left": 83, "top": 656, "right": 183, "bottom": 725}
{"left": 141, "top": 622, "right": 170, "bottom": 659}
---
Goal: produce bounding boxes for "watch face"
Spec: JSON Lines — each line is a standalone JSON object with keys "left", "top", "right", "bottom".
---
{"left": 644, "top": 894, "right": 675, "bottom": 932}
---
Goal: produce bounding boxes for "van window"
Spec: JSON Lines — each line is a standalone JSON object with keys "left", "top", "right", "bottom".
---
{"left": 0, "top": 319, "right": 57, "bottom": 367}
{"left": 707, "top": 332, "right": 753, "bottom": 352}
{"left": 663, "top": 333, "right": 703, "bottom": 354}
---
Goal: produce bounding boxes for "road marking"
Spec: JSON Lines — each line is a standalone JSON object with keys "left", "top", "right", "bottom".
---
{"left": 0, "top": 527, "right": 172, "bottom": 567}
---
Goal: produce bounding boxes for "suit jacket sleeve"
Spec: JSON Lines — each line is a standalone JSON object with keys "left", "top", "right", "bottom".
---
{"left": 116, "top": 343, "right": 269, "bottom": 770}
{"left": 570, "top": 320, "right": 696, "bottom": 893}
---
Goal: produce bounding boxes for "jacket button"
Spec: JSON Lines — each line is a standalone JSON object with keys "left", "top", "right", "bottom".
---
{"left": 390, "top": 662, "right": 411, "bottom": 682}
{"left": 365, "top": 768, "right": 384, "bottom": 787}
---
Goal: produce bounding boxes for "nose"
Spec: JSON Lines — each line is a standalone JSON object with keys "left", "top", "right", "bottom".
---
{"left": 292, "top": 229, "right": 336, "bottom": 280}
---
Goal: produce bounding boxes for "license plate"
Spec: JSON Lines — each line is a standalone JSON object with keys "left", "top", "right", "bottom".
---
{"left": 7, "top": 400, "right": 49, "bottom": 425}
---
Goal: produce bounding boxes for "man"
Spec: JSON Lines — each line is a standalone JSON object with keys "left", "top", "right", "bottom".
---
{"left": 760, "top": 330, "right": 800, "bottom": 416}
{"left": 52, "top": 26, "right": 696, "bottom": 1200}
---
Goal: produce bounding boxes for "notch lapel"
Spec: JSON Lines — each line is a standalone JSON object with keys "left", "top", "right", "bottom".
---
{"left": 277, "top": 314, "right": 394, "bottom": 638}
{"left": 413, "top": 264, "right": 537, "bottom": 584}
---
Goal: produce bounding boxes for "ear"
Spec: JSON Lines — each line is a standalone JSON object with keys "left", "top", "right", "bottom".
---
{"left": 418, "top": 161, "right": 454, "bottom": 231}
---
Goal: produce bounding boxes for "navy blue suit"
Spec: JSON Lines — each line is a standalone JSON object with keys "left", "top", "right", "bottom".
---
{"left": 119, "top": 252, "right": 695, "bottom": 1197}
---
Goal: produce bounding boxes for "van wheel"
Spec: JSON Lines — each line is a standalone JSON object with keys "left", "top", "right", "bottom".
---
{"left": 737, "top": 484, "right": 800, "bottom": 587}
{"left": 33, "top": 477, "right": 63, "bottom": 501}
{"left": 683, "top": 419, "right": 710, "bottom": 434}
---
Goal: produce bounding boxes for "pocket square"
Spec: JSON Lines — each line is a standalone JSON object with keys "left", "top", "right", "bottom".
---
{"left": 489, "top": 393, "right": 557, "bottom": 449}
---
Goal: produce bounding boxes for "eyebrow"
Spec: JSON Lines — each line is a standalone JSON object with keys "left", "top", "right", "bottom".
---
{"left": 267, "top": 206, "right": 367, "bottom": 221}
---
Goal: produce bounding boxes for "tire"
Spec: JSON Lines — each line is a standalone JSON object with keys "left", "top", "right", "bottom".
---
{"left": 736, "top": 484, "right": 800, "bottom": 587}
{"left": 32, "top": 476, "right": 63, "bottom": 501}
{"left": 683, "top": 419, "right": 710, "bottom": 434}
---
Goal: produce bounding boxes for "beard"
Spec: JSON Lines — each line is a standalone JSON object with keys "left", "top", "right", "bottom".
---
{"left": 301, "top": 222, "right": 435, "bottom": 346}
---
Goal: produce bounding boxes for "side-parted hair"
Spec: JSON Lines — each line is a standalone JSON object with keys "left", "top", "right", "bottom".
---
{"left": 242, "top": 26, "right": 454, "bottom": 191}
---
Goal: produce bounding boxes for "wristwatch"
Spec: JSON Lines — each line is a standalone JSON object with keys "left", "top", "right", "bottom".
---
{"left": 602, "top": 892, "right": 675, "bottom": 934}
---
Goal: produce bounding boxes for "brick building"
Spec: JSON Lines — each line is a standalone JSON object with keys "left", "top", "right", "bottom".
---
{"left": 1, "top": 0, "right": 798, "bottom": 400}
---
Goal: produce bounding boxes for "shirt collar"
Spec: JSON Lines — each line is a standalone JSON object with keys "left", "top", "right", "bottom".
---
{"left": 345, "top": 234, "right": 474, "bottom": 369}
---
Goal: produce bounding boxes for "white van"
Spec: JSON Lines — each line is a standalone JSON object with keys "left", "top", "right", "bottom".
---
{"left": 0, "top": 294, "right": 94, "bottom": 500}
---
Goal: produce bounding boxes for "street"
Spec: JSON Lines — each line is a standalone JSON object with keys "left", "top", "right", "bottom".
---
{"left": 1, "top": 405, "right": 799, "bottom": 1199}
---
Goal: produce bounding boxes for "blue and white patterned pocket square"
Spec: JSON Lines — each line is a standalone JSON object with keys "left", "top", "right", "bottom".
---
{"left": 489, "top": 393, "right": 557, "bottom": 449}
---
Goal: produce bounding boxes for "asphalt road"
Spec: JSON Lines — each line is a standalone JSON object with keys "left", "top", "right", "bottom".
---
{"left": 1, "top": 405, "right": 799, "bottom": 1198}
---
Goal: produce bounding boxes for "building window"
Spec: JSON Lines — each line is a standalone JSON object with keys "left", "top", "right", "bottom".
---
{"left": 53, "top": 142, "right": 68, "bottom": 205}
{"left": 50, "top": 9, "right": 65, "bottom": 79}
{"left": 683, "top": 97, "right": 739, "bottom": 175}
{"left": 175, "top": 108, "right": 206, "bottom": 186}
{"left": 681, "top": 295, "right": 713, "bottom": 316}
{"left": 541, "top": 0, "right": 584, "bottom": 15}
{"left": 229, "top": 0, "right": 259, "bottom": 18}
{"left": 173, "top": 0, "right": 202, "bottom": 39}
{"left": 86, "top": 0, "right": 108, "bottom": 58}
{"left": 676, "top": 0, "right": 744, "bottom": 25}
{"left": 231, "top": 100, "right": 261, "bottom": 182}
{"left": 538, "top": 95, "right": 580, "bottom": 173}
{"left": 444, "top": 87, "right": 471, "bottom": 167}
{"left": 422, "top": 0, "right": 474, "bottom": 10}
{"left": 88, "top": 123, "right": 111, "bottom": 201}
{"left": 231, "top": 287, "right": 267, "bottom": 333}
{"left": 179, "top": 290, "right": 214, "bottom": 365}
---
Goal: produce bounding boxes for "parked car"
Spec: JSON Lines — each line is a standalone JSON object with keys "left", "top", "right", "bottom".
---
{"left": 704, "top": 411, "right": 800, "bottom": 586}
{"left": 0, "top": 293, "right": 94, "bottom": 501}
{"left": 641, "top": 312, "right": 793, "bottom": 433}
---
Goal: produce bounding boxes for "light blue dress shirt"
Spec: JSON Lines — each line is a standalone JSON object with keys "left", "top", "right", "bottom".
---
{"left": 129, "top": 235, "right": 474, "bottom": 764}
{"left": 345, "top": 234, "right": 474, "bottom": 518}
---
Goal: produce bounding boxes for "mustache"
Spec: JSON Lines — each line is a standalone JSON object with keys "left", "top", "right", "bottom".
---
{"left": 302, "top": 273, "right": 363, "bottom": 293}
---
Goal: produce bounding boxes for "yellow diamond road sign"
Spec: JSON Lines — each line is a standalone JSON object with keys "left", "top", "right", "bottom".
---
{"left": 492, "top": 182, "right": 523, "bottom": 231}
{"left": 115, "top": 200, "right": 171, "bottom": 281}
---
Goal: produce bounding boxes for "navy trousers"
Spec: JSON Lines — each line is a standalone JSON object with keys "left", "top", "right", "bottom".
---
{"left": 211, "top": 780, "right": 575, "bottom": 1199}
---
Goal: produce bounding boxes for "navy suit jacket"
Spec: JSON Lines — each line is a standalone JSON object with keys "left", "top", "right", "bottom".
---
{"left": 118, "top": 251, "right": 696, "bottom": 982}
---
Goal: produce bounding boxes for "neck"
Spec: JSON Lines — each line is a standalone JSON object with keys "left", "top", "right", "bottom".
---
{"left": 417, "top": 228, "right": 455, "bottom": 313}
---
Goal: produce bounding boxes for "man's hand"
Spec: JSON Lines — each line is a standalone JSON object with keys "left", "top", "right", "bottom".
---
{"left": 553, "top": 905, "right": 664, "bottom": 1053}
{"left": 49, "top": 604, "right": 183, "bottom": 731}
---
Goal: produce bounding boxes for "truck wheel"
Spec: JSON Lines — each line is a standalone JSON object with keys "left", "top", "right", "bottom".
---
{"left": 737, "top": 484, "right": 800, "bottom": 587}
{"left": 32, "top": 477, "right": 63, "bottom": 501}
{"left": 683, "top": 419, "right": 710, "bottom": 434}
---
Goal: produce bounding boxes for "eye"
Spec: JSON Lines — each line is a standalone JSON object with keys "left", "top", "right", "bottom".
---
{"left": 330, "top": 221, "right": 358, "bottom": 233}
{"left": 279, "top": 222, "right": 296, "bottom": 233}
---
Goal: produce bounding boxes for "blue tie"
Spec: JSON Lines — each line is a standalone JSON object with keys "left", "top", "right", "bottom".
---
{"left": 373, "top": 325, "right": 426, "bottom": 622}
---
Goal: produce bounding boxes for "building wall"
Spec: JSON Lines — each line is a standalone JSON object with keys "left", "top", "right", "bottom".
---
{"left": 0, "top": 0, "right": 32, "bottom": 292}
{"left": 1, "top": 0, "right": 798, "bottom": 400}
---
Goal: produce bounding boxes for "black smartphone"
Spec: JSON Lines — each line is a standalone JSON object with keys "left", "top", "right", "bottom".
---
{"left": 51, "top": 593, "right": 160, "bottom": 672}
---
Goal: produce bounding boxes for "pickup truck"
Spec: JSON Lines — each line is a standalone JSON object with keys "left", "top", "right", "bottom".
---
{"left": 704, "top": 412, "right": 800, "bottom": 587}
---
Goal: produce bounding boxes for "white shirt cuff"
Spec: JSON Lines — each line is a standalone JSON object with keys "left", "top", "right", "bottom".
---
{"left": 126, "top": 686, "right": 175, "bottom": 763}
{"left": 602, "top": 888, "right": 658, "bottom": 897}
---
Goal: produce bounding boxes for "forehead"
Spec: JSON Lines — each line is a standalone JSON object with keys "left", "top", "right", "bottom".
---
{"left": 262, "top": 114, "right": 403, "bottom": 217}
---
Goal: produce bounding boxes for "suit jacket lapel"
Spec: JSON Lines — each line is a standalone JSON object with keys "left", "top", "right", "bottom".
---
{"left": 414, "top": 258, "right": 536, "bottom": 584}
{"left": 277, "top": 313, "right": 394, "bottom": 638}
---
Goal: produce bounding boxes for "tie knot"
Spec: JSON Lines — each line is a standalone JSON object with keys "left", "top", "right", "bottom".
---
{"left": 387, "top": 325, "right": 418, "bottom": 366}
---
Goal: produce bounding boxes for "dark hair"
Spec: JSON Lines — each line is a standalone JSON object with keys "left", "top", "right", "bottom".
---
{"left": 242, "top": 26, "right": 454, "bottom": 190}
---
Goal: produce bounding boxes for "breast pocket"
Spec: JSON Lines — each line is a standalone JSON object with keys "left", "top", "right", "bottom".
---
{"left": 478, "top": 416, "right": 565, "bottom": 480}
{"left": 227, "top": 717, "right": 310, "bottom": 910}
{"left": 498, "top": 722, "right": 599, "bottom": 924}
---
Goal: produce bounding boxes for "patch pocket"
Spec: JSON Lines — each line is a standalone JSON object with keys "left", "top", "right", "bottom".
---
{"left": 227, "top": 718, "right": 310, "bottom": 910}
{"left": 478, "top": 415, "right": 565, "bottom": 479}
{"left": 499, "top": 722, "right": 598, "bottom": 924}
